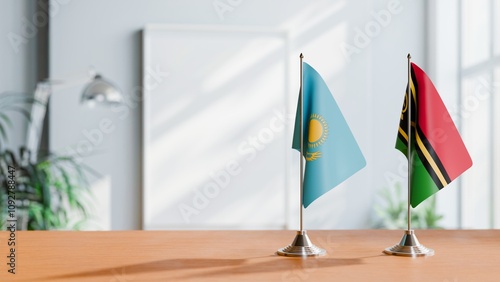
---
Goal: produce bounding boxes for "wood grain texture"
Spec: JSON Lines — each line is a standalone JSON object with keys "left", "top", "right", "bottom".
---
{"left": 0, "top": 230, "right": 499, "bottom": 281}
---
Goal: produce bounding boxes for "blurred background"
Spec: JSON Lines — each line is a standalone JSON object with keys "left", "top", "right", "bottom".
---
{"left": 0, "top": 0, "right": 498, "bottom": 230}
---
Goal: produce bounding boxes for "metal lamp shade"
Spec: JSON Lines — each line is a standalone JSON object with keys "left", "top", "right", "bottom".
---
{"left": 81, "top": 74, "right": 122, "bottom": 106}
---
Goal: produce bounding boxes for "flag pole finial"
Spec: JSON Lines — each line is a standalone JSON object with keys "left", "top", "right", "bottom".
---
{"left": 300, "top": 53, "right": 304, "bottom": 59}
{"left": 407, "top": 53, "right": 411, "bottom": 60}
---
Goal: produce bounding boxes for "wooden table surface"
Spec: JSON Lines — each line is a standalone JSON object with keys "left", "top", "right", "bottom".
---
{"left": 0, "top": 230, "right": 499, "bottom": 281}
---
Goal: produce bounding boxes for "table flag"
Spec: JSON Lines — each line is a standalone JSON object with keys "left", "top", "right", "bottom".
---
{"left": 292, "top": 62, "right": 366, "bottom": 208}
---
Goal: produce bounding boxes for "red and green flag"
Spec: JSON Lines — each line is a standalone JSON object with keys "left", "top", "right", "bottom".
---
{"left": 396, "top": 63, "right": 472, "bottom": 208}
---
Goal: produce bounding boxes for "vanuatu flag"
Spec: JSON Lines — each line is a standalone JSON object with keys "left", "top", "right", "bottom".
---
{"left": 397, "top": 62, "right": 472, "bottom": 208}
{"left": 293, "top": 62, "right": 366, "bottom": 208}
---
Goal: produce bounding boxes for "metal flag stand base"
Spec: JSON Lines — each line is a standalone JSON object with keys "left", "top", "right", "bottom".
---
{"left": 277, "top": 230, "right": 326, "bottom": 257}
{"left": 383, "top": 230, "right": 434, "bottom": 257}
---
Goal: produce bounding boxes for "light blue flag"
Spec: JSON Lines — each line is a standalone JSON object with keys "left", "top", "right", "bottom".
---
{"left": 293, "top": 62, "right": 366, "bottom": 208}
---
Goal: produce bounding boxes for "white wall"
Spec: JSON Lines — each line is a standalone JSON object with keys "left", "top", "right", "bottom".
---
{"left": 0, "top": 0, "right": 37, "bottom": 150}
{"left": 49, "top": 0, "right": 426, "bottom": 230}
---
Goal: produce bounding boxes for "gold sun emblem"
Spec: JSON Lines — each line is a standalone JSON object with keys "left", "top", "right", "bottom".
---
{"left": 306, "top": 113, "right": 328, "bottom": 161}
{"left": 308, "top": 113, "right": 328, "bottom": 148}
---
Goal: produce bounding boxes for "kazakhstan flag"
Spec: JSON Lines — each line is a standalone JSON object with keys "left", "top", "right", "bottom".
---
{"left": 293, "top": 62, "right": 366, "bottom": 208}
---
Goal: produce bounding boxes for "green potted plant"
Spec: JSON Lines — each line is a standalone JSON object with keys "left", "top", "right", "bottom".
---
{"left": 0, "top": 92, "right": 94, "bottom": 230}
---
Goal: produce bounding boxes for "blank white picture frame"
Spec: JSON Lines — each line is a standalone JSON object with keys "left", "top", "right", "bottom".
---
{"left": 142, "top": 24, "right": 291, "bottom": 229}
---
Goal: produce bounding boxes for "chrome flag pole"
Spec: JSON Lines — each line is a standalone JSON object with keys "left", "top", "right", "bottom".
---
{"left": 277, "top": 53, "right": 326, "bottom": 257}
{"left": 383, "top": 54, "right": 434, "bottom": 257}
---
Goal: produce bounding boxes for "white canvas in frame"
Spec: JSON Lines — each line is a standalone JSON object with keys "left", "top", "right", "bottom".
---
{"left": 142, "top": 25, "right": 290, "bottom": 229}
